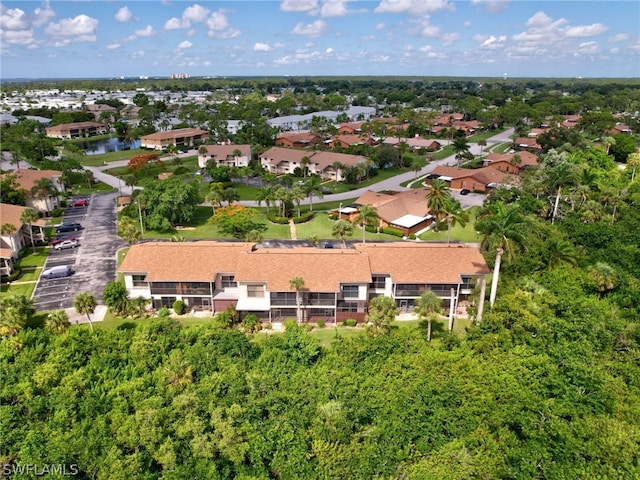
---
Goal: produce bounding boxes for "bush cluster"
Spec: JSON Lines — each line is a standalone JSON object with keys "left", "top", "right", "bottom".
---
{"left": 267, "top": 211, "right": 315, "bottom": 224}
{"left": 380, "top": 226, "right": 404, "bottom": 237}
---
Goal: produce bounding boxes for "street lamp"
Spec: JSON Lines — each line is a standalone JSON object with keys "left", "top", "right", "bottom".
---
{"left": 339, "top": 202, "right": 342, "bottom": 220}
{"left": 135, "top": 201, "right": 144, "bottom": 235}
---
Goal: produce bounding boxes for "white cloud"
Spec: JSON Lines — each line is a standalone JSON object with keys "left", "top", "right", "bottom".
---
{"left": 164, "top": 17, "right": 182, "bottom": 30}
{"left": 131, "top": 50, "right": 145, "bottom": 59}
{"left": 178, "top": 40, "right": 193, "bottom": 49}
{"left": 280, "top": 0, "right": 318, "bottom": 12}
{"left": 464, "top": 21, "right": 472, "bottom": 28}
{"left": 106, "top": 43, "right": 122, "bottom": 50}
{"left": 470, "top": 0, "right": 509, "bottom": 14}
{"left": 577, "top": 41, "right": 599, "bottom": 54}
{"left": 254, "top": 42, "right": 273, "bottom": 52}
{"left": 565, "top": 23, "right": 608, "bottom": 38}
{"left": 135, "top": 25, "right": 155, "bottom": 37}
{"left": 292, "top": 19, "right": 327, "bottom": 37}
{"left": 32, "top": 2, "right": 56, "bottom": 27}
{"left": 45, "top": 14, "right": 98, "bottom": 39}
{"left": 320, "top": 1, "right": 350, "bottom": 18}
{"left": 608, "top": 33, "right": 629, "bottom": 43}
{"left": 0, "top": 7, "right": 29, "bottom": 30}
{"left": 326, "top": 47, "right": 334, "bottom": 54}
{"left": 375, "top": 23, "right": 385, "bottom": 30}
{"left": 374, "top": 0, "right": 455, "bottom": 16}
{"left": 2, "top": 29, "right": 36, "bottom": 46}
{"left": 206, "top": 11, "right": 240, "bottom": 38}
{"left": 183, "top": 4, "right": 210, "bottom": 25}
{"left": 115, "top": 6, "right": 133, "bottom": 23}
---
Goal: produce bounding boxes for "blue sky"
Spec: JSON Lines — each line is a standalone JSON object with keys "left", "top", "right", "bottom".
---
{"left": 1, "top": 1, "right": 638, "bottom": 79}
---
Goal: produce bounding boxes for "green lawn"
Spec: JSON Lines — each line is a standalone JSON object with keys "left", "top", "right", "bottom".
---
{"left": 417, "top": 207, "right": 480, "bottom": 243}
{"left": 0, "top": 247, "right": 49, "bottom": 299}
{"left": 78, "top": 148, "right": 147, "bottom": 166}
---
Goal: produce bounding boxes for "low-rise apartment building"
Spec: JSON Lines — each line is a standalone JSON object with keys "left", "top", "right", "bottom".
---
{"left": 140, "top": 128, "right": 209, "bottom": 150}
{"left": 119, "top": 241, "right": 489, "bottom": 323}
{"left": 45, "top": 121, "right": 108, "bottom": 139}
{"left": 197, "top": 144, "right": 252, "bottom": 169}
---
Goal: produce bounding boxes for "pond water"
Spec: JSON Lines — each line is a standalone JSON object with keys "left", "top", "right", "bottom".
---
{"left": 78, "top": 137, "right": 141, "bottom": 155}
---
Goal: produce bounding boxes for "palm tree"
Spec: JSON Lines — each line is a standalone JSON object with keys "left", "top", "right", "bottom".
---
{"left": 301, "top": 156, "right": 310, "bottom": 177}
{"left": 476, "top": 202, "right": 529, "bottom": 307}
{"left": 542, "top": 152, "right": 580, "bottom": 224}
{"left": 626, "top": 153, "right": 640, "bottom": 182}
{"left": 332, "top": 219, "right": 353, "bottom": 247}
{"left": 206, "top": 187, "right": 224, "bottom": 215}
{"left": 414, "top": 290, "right": 442, "bottom": 341}
{"left": 289, "top": 276, "right": 305, "bottom": 324}
{"left": 442, "top": 199, "right": 469, "bottom": 245}
{"left": 588, "top": 262, "right": 616, "bottom": 298}
{"left": 477, "top": 139, "right": 487, "bottom": 154}
{"left": 426, "top": 179, "right": 452, "bottom": 221}
{"left": 274, "top": 186, "right": 291, "bottom": 217}
{"left": 601, "top": 136, "right": 615, "bottom": 155}
{"left": 290, "top": 185, "right": 305, "bottom": 217}
{"left": 304, "top": 176, "right": 324, "bottom": 212}
{"left": 546, "top": 238, "right": 579, "bottom": 270}
{"left": 410, "top": 157, "right": 427, "bottom": 179}
{"left": 1, "top": 223, "right": 17, "bottom": 253}
{"left": 352, "top": 204, "right": 378, "bottom": 244}
{"left": 452, "top": 137, "right": 470, "bottom": 168}
{"left": 30, "top": 177, "right": 56, "bottom": 213}
{"left": 45, "top": 310, "right": 71, "bottom": 334}
{"left": 331, "top": 161, "right": 344, "bottom": 185}
{"left": 255, "top": 186, "right": 275, "bottom": 214}
{"left": 73, "top": 292, "right": 97, "bottom": 332}
{"left": 20, "top": 208, "right": 39, "bottom": 253}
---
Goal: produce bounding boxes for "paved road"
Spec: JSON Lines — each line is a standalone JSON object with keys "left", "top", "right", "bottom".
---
{"left": 32, "top": 192, "right": 126, "bottom": 311}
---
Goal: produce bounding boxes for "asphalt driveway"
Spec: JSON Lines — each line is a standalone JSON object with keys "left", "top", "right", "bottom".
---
{"left": 32, "top": 192, "right": 126, "bottom": 311}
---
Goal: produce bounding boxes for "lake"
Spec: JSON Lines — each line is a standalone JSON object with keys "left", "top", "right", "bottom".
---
{"left": 78, "top": 137, "right": 141, "bottom": 155}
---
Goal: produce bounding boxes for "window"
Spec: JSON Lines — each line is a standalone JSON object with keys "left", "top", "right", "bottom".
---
{"left": 247, "top": 284, "right": 264, "bottom": 298}
{"left": 341, "top": 285, "right": 359, "bottom": 298}
{"left": 132, "top": 274, "right": 147, "bottom": 287}
{"left": 221, "top": 275, "right": 237, "bottom": 288}
{"left": 338, "top": 302, "right": 358, "bottom": 312}
{"left": 370, "top": 276, "right": 386, "bottom": 289}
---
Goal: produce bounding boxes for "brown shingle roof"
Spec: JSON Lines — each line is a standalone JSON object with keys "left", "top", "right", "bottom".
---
{"left": 119, "top": 242, "right": 253, "bottom": 281}
{"left": 235, "top": 249, "right": 372, "bottom": 291}
{"left": 119, "top": 241, "right": 490, "bottom": 290}
{"left": 355, "top": 243, "right": 490, "bottom": 283}
{"left": 201, "top": 144, "right": 251, "bottom": 157}
{"left": 3, "top": 169, "right": 63, "bottom": 191}
{"left": 0, "top": 203, "right": 29, "bottom": 230}
{"left": 140, "top": 128, "right": 208, "bottom": 141}
{"left": 354, "top": 189, "right": 430, "bottom": 224}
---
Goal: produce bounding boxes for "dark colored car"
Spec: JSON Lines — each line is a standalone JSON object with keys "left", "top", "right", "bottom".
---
{"left": 55, "top": 223, "right": 82, "bottom": 233}
{"left": 70, "top": 199, "right": 88, "bottom": 207}
{"left": 460, "top": 189, "right": 470, "bottom": 195}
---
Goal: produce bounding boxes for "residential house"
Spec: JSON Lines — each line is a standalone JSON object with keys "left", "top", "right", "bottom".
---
{"left": 482, "top": 151, "right": 539, "bottom": 175}
{"left": 327, "top": 134, "right": 376, "bottom": 149}
{"left": 2, "top": 169, "right": 65, "bottom": 214}
{"left": 45, "top": 121, "right": 108, "bottom": 139}
{"left": 86, "top": 104, "right": 118, "bottom": 120}
{"left": 140, "top": 128, "right": 209, "bottom": 150}
{"left": 344, "top": 189, "right": 434, "bottom": 236}
{"left": 607, "top": 123, "right": 633, "bottom": 135}
{"left": 197, "top": 144, "right": 252, "bottom": 169}
{"left": 427, "top": 165, "right": 517, "bottom": 192}
{"left": 259, "top": 147, "right": 368, "bottom": 181}
{"left": 337, "top": 122, "right": 364, "bottom": 134}
{"left": 382, "top": 136, "right": 441, "bottom": 152}
{"left": 0, "top": 203, "right": 47, "bottom": 276}
{"left": 513, "top": 137, "right": 543, "bottom": 153}
{"left": 275, "top": 132, "right": 322, "bottom": 148}
{"left": 118, "top": 241, "right": 490, "bottom": 321}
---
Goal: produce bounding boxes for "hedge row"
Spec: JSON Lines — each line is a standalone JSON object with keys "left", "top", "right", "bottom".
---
{"left": 267, "top": 211, "right": 315, "bottom": 224}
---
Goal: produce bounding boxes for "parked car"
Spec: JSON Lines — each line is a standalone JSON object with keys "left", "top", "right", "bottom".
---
{"left": 53, "top": 239, "right": 79, "bottom": 250}
{"left": 50, "top": 236, "right": 76, "bottom": 246}
{"left": 55, "top": 223, "right": 82, "bottom": 233}
{"left": 41, "top": 265, "right": 74, "bottom": 279}
{"left": 70, "top": 199, "right": 88, "bottom": 207}
{"left": 460, "top": 189, "right": 470, "bottom": 195}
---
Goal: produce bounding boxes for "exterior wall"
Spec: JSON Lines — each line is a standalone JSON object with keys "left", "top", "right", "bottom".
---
{"left": 45, "top": 123, "right": 107, "bottom": 139}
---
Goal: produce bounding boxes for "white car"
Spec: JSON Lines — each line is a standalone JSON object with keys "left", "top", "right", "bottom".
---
{"left": 53, "top": 239, "right": 79, "bottom": 250}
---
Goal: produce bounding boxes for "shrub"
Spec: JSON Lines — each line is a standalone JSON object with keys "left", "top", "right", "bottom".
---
{"left": 172, "top": 299, "right": 184, "bottom": 315}
{"left": 51, "top": 207, "right": 64, "bottom": 218}
{"left": 365, "top": 225, "right": 377, "bottom": 233}
{"left": 242, "top": 314, "right": 261, "bottom": 333}
{"left": 381, "top": 226, "right": 404, "bottom": 237}
{"left": 59, "top": 200, "right": 67, "bottom": 208}
{"left": 292, "top": 211, "right": 314, "bottom": 224}
{"left": 1, "top": 268, "right": 22, "bottom": 283}
{"left": 316, "top": 319, "right": 326, "bottom": 329}
{"left": 173, "top": 166, "right": 190, "bottom": 176}
{"left": 157, "top": 307, "right": 170, "bottom": 318}
{"left": 408, "top": 233, "right": 417, "bottom": 240}
{"left": 343, "top": 318, "right": 357, "bottom": 327}
{"left": 267, "top": 211, "right": 290, "bottom": 224}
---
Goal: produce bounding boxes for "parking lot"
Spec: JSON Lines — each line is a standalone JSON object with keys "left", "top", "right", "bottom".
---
{"left": 32, "top": 192, "right": 126, "bottom": 311}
